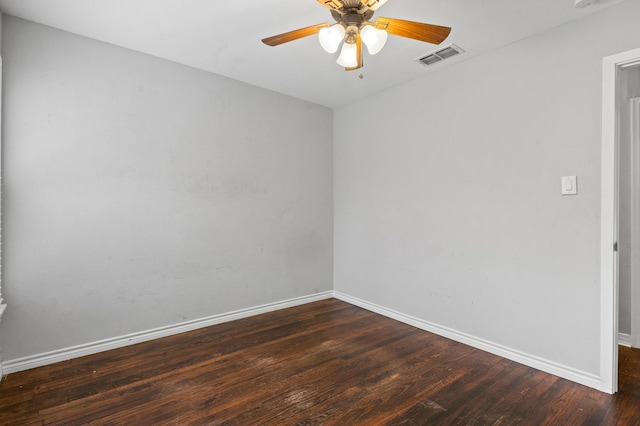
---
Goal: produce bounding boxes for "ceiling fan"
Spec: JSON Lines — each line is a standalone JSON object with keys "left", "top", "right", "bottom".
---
{"left": 261, "top": 0, "right": 451, "bottom": 71}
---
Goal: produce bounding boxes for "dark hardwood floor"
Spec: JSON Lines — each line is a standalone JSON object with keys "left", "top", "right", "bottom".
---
{"left": 0, "top": 298, "right": 639, "bottom": 425}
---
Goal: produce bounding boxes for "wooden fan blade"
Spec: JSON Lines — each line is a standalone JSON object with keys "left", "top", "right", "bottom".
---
{"left": 374, "top": 17, "right": 451, "bottom": 45}
{"left": 360, "top": 0, "right": 388, "bottom": 11}
{"left": 317, "top": 0, "right": 344, "bottom": 11}
{"left": 346, "top": 35, "right": 363, "bottom": 71}
{"left": 262, "top": 23, "right": 331, "bottom": 46}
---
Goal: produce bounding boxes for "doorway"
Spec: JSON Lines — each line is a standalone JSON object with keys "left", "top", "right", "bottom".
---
{"left": 618, "top": 70, "right": 640, "bottom": 349}
{"left": 630, "top": 95, "right": 640, "bottom": 349}
{"left": 601, "top": 48, "right": 640, "bottom": 394}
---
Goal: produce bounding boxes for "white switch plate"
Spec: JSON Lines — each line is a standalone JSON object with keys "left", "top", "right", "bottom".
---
{"left": 562, "top": 176, "right": 577, "bottom": 195}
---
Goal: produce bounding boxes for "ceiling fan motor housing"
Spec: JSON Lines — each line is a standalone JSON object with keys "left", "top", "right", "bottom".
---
{"left": 343, "top": 11, "right": 364, "bottom": 26}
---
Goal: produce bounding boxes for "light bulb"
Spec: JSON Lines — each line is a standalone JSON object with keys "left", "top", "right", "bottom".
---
{"left": 337, "top": 42, "right": 358, "bottom": 68}
{"left": 319, "top": 24, "right": 345, "bottom": 53}
{"left": 360, "top": 25, "right": 387, "bottom": 55}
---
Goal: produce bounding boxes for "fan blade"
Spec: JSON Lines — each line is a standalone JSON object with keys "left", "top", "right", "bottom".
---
{"left": 374, "top": 17, "right": 451, "bottom": 45}
{"left": 346, "top": 34, "right": 363, "bottom": 71}
{"left": 262, "top": 23, "right": 331, "bottom": 46}
{"left": 317, "top": 0, "right": 344, "bottom": 11}
{"left": 360, "top": 0, "right": 388, "bottom": 11}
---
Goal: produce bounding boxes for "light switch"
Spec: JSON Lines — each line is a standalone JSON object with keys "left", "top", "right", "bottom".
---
{"left": 562, "top": 176, "right": 577, "bottom": 195}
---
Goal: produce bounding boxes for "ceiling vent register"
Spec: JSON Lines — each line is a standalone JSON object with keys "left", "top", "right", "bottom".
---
{"left": 416, "top": 44, "right": 464, "bottom": 66}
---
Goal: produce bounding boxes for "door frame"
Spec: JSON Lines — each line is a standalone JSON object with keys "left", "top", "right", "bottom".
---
{"left": 601, "top": 47, "right": 640, "bottom": 394}
{"left": 631, "top": 96, "right": 640, "bottom": 348}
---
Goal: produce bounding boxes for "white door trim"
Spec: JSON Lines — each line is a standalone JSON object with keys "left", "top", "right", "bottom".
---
{"left": 601, "top": 48, "right": 640, "bottom": 394}
{"left": 0, "top": 55, "right": 5, "bottom": 380}
{"left": 631, "top": 96, "right": 640, "bottom": 348}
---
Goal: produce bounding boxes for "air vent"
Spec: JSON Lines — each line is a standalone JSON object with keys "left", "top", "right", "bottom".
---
{"left": 416, "top": 44, "right": 464, "bottom": 67}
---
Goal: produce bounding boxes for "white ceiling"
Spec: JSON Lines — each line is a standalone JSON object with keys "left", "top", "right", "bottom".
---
{"left": 0, "top": 0, "right": 629, "bottom": 108}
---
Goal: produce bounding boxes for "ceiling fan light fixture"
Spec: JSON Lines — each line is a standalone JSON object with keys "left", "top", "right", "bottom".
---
{"left": 318, "top": 24, "right": 345, "bottom": 53}
{"left": 337, "top": 41, "right": 358, "bottom": 68}
{"left": 360, "top": 24, "right": 387, "bottom": 55}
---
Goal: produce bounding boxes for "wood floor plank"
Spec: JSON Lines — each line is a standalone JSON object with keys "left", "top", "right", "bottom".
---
{"left": 1, "top": 298, "right": 639, "bottom": 425}
{"left": 37, "top": 301, "right": 364, "bottom": 410}
{"left": 193, "top": 322, "right": 423, "bottom": 423}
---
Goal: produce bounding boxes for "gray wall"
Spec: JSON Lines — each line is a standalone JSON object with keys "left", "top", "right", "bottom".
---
{"left": 1, "top": 16, "right": 333, "bottom": 360}
{"left": 334, "top": 0, "right": 640, "bottom": 376}
{"left": 618, "top": 66, "right": 640, "bottom": 336}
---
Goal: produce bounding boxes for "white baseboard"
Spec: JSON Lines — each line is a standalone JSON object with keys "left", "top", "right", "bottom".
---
{"left": 619, "top": 333, "right": 632, "bottom": 347}
{"left": 1, "top": 290, "right": 607, "bottom": 393}
{"left": 333, "top": 291, "right": 603, "bottom": 392}
{"left": 2, "top": 291, "right": 333, "bottom": 375}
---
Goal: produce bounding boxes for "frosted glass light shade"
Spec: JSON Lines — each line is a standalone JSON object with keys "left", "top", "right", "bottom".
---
{"left": 336, "top": 42, "right": 358, "bottom": 68}
{"left": 360, "top": 25, "right": 387, "bottom": 55}
{"left": 319, "top": 24, "right": 345, "bottom": 53}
